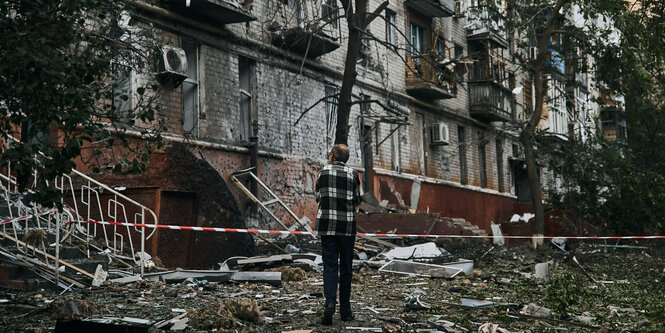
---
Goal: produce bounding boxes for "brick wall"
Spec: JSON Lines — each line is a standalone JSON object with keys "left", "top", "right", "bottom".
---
{"left": 131, "top": 0, "right": 525, "bottom": 229}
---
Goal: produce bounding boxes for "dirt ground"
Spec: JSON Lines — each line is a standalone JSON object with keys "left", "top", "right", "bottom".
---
{"left": 1, "top": 238, "right": 664, "bottom": 332}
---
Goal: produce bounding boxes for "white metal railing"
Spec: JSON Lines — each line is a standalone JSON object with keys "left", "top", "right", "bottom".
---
{"left": 0, "top": 138, "right": 158, "bottom": 283}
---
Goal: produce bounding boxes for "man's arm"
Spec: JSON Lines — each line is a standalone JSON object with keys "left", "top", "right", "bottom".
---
{"left": 353, "top": 171, "right": 361, "bottom": 208}
{"left": 315, "top": 170, "right": 321, "bottom": 203}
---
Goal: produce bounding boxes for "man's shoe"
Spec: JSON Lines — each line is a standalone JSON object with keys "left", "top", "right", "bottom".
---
{"left": 341, "top": 313, "right": 354, "bottom": 321}
{"left": 321, "top": 304, "right": 335, "bottom": 325}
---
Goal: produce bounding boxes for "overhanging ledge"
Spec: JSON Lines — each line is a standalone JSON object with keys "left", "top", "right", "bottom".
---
{"left": 162, "top": 0, "right": 256, "bottom": 24}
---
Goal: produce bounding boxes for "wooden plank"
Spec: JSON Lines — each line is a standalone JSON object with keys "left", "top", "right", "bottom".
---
{"left": 0, "top": 231, "right": 95, "bottom": 279}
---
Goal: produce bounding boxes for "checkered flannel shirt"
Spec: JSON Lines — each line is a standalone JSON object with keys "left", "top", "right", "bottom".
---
{"left": 315, "top": 161, "right": 361, "bottom": 236}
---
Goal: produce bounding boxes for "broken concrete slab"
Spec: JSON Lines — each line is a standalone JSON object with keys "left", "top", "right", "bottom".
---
{"left": 535, "top": 263, "right": 549, "bottom": 281}
{"left": 109, "top": 275, "right": 142, "bottom": 284}
{"left": 91, "top": 265, "right": 108, "bottom": 287}
{"left": 379, "top": 260, "right": 463, "bottom": 278}
{"left": 521, "top": 303, "right": 552, "bottom": 318}
{"left": 377, "top": 242, "right": 451, "bottom": 261}
{"left": 490, "top": 222, "right": 505, "bottom": 246}
{"left": 459, "top": 298, "right": 518, "bottom": 308}
{"left": 143, "top": 270, "right": 282, "bottom": 286}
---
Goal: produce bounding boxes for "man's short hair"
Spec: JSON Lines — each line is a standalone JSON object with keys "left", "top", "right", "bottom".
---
{"left": 330, "top": 144, "right": 350, "bottom": 163}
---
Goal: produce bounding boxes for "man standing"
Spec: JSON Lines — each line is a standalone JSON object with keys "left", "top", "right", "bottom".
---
{"left": 315, "top": 144, "right": 361, "bottom": 325}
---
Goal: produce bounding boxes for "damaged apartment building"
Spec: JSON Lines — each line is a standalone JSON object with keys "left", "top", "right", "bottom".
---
{"left": 80, "top": 0, "right": 616, "bottom": 269}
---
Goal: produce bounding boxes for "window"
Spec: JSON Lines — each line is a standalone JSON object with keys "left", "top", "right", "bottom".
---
{"left": 324, "top": 85, "right": 339, "bottom": 144}
{"left": 239, "top": 57, "right": 254, "bottom": 141}
{"left": 416, "top": 113, "right": 426, "bottom": 175}
{"left": 288, "top": 0, "right": 307, "bottom": 28}
{"left": 409, "top": 22, "right": 427, "bottom": 55}
{"left": 458, "top": 126, "right": 467, "bottom": 185}
{"left": 182, "top": 40, "right": 198, "bottom": 134}
{"left": 496, "top": 139, "right": 504, "bottom": 192}
{"left": 478, "top": 133, "right": 487, "bottom": 188}
{"left": 391, "top": 124, "right": 400, "bottom": 171}
{"left": 454, "top": 44, "right": 463, "bottom": 58}
{"left": 111, "top": 62, "right": 132, "bottom": 120}
{"left": 436, "top": 40, "right": 445, "bottom": 53}
{"left": 385, "top": 9, "right": 396, "bottom": 47}
{"left": 322, "top": 0, "right": 338, "bottom": 29}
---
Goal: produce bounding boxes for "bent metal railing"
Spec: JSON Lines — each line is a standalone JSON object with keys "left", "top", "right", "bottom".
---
{"left": 0, "top": 140, "right": 158, "bottom": 286}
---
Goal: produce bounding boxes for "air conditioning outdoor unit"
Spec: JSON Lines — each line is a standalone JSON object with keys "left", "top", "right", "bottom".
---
{"left": 430, "top": 122, "right": 450, "bottom": 146}
{"left": 157, "top": 45, "right": 188, "bottom": 85}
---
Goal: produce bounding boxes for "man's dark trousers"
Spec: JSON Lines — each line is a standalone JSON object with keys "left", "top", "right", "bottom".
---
{"left": 321, "top": 234, "right": 356, "bottom": 316}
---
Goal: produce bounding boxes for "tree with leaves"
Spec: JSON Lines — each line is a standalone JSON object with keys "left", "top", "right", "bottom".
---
{"left": 480, "top": 0, "right": 623, "bottom": 236}
{"left": 0, "top": 0, "right": 163, "bottom": 207}
{"left": 547, "top": 0, "right": 665, "bottom": 235}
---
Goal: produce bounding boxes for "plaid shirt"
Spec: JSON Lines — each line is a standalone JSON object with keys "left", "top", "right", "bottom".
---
{"left": 315, "top": 161, "right": 361, "bottom": 236}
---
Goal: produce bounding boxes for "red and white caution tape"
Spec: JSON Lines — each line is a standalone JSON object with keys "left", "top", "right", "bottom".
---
{"left": 0, "top": 209, "right": 57, "bottom": 226}
{"left": 66, "top": 220, "right": 665, "bottom": 240}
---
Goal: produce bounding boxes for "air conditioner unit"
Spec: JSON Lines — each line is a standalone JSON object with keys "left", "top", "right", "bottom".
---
{"left": 157, "top": 45, "right": 188, "bottom": 85}
{"left": 430, "top": 122, "right": 450, "bottom": 146}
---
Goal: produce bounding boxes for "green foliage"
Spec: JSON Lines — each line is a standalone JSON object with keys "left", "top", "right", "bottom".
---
{"left": 546, "top": 0, "right": 665, "bottom": 235}
{"left": 0, "top": 0, "right": 164, "bottom": 208}
{"left": 544, "top": 270, "right": 593, "bottom": 317}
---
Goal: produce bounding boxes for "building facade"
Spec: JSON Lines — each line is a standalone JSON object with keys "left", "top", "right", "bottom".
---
{"left": 88, "top": 0, "right": 607, "bottom": 267}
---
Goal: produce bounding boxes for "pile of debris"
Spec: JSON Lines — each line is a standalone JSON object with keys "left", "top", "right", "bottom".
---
{"left": 2, "top": 238, "right": 663, "bottom": 332}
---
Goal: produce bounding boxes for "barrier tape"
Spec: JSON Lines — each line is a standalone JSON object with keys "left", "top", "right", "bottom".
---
{"left": 66, "top": 220, "right": 665, "bottom": 240}
{"left": 0, "top": 209, "right": 57, "bottom": 226}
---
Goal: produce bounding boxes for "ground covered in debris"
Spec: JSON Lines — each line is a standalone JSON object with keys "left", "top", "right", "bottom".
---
{"left": 1, "top": 239, "right": 664, "bottom": 332}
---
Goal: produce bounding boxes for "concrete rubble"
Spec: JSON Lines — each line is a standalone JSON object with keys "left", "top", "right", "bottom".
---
{"left": 1, "top": 238, "right": 663, "bottom": 332}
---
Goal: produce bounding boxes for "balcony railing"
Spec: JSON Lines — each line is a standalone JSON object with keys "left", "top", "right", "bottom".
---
{"left": 406, "top": 53, "right": 457, "bottom": 100}
{"left": 469, "top": 81, "right": 511, "bottom": 122}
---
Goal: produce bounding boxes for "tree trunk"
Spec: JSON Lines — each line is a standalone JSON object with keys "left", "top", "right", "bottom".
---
{"left": 334, "top": 0, "right": 367, "bottom": 145}
{"left": 520, "top": 131, "right": 545, "bottom": 235}
{"left": 516, "top": 0, "right": 568, "bottom": 239}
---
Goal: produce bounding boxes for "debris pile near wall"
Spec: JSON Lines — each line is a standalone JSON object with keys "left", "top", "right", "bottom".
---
{"left": 1, "top": 240, "right": 664, "bottom": 332}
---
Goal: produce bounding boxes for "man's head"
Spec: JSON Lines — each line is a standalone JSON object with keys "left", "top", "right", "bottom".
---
{"left": 329, "top": 144, "right": 350, "bottom": 163}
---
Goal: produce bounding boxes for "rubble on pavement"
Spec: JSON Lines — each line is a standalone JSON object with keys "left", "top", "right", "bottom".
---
{"left": 1, "top": 238, "right": 664, "bottom": 332}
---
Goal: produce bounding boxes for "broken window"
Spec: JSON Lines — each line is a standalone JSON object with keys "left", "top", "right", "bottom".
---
{"left": 182, "top": 40, "right": 198, "bottom": 134}
{"left": 239, "top": 57, "right": 254, "bottom": 141}
{"left": 321, "top": 0, "right": 338, "bottom": 29}
{"left": 496, "top": 138, "right": 504, "bottom": 192}
{"left": 287, "top": 0, "right": 307, "bottom": 28}
{"left": 409, "top": 22, "right": 427, "bottom": 55}
{"left": 385, "top": 9, "right": 396, "bottom": 47}
{"left": 458, "top": 126, "right": 467, "bottom": 185}
{"left": 324, "top": 85, "right": 339, "bottom": 145}
{"left": 479, "top": 133, "right": 487, "bottom": 188}
{"left": 111, "top": 62, "right": 133, "bottom": 121}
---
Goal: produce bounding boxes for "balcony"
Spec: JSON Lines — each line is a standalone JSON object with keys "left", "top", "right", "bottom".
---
{"left": 270, "top": 27, "right": 340, "bottom": 58}
{"left": 600, "top": 107, "right": 626, "bottom": 141}
{"left": 469, "top": 81, "right": 511, "bottom": 122}
{"left": 405, "top": 54, "right": 457, "bottom": 100}
{"left": 468, "top": 55, "right": 511, "bottom": 122}
{"left": 466, "top": 6, "right": 508, "bottom": 48}
{"left": 163, "top": 0, "right": 256, "bottom": 24}
{"left": 406, "top": 0, "right": 455, "bottom": 17}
